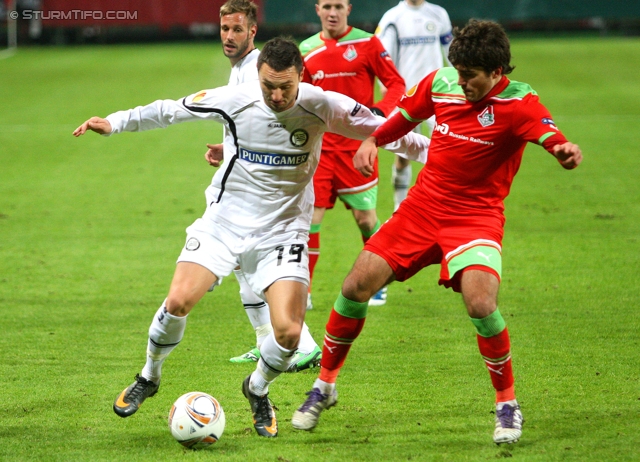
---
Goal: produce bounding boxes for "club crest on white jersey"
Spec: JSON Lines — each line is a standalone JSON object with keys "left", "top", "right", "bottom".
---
{"left": 290, "top": 129, "right": 309, "bottom": 147}
{"left": 185, "top": 237, "right": 200, "bottom": 251}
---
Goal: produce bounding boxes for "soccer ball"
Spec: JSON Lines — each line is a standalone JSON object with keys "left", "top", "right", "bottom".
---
{"left": 168, "top": 392, "right": 225, "bottom": 449}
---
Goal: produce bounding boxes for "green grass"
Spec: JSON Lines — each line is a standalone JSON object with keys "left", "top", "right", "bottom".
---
{"left": 1, "top": 37, "right": 639, "bottom": 461}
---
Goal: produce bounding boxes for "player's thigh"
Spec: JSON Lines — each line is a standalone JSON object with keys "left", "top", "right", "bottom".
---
{"left": 460, "top": 269, "right": 500, "bottom": 318}
{"left": 264, "top": 279, "right": 307, "bottom": 341}
{"left": 365, "top": 206, "right": 441, "bottom": 282}
{"left": 167, "top": 262, "right": 218, "bottom": 316}
{"left": 178, "top": 218, "right": 238, "bottom": 287}
{"left": 437, "top": 216, "right": 504, "bottom": 292}
{"left": 342, "top": 250, "right": 395, "bottom": 302}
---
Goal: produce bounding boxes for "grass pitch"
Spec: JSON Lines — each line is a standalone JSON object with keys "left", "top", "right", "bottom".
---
{"left": 0, "top": 37, "right": 639, "bottom": 461}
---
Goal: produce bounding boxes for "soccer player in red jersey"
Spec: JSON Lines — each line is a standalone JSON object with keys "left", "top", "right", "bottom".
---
{"left": 299, "top": 0, "right": 407, "bottom": 308}
{"left": 292, "top": 19, "right": 583, "bottom": 445}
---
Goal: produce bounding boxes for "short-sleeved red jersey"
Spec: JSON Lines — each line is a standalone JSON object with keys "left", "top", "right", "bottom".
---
{"left": 393, "top": 67, "right": 567, "bottom": 217}
{"left": 300, "top": 27, "right": 406, "bottom": 152}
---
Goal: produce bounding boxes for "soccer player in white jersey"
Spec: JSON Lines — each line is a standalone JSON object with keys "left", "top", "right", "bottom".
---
{"left": 376, "top": 0, "right": 452, "bottom": 210}
{"left": 212, "top": 0, "right": 322, "bottom": 371}
{"left": 73, "top": 37, "right": 429, "bottom": 438}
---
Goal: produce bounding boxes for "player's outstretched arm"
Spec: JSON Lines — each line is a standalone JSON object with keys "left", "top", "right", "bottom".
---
{"left": 72, "top": 117, "right": 112, "bottom": 137}
{"left": 553, "top": 142, "right": 582, "bottom": 170}
{"left": 353, "top": 136, "right": 378, "bottom": 177}
{"left": 204, "top": 143, "right": 224, "bottom": 167}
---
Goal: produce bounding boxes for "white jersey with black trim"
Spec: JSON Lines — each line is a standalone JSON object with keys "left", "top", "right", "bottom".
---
{"left": 228, "top": 48, "right": 260, "bottom": 86}
{"left": 376, "top": 1, "right": 453, "bottom": 90}
{"left": 105, "top": 82, "right": 428, "bottom": 237}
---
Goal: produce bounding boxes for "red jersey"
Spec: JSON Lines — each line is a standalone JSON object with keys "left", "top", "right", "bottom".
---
{"left": 299, "top": 27, "right": 406, "bottom": 152}
{"left": 388, "top": 67, "right": 568, "bottom": 217}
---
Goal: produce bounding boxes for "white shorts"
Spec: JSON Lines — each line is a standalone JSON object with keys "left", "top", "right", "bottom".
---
{"left": 177, "top": 217, "right": 310, "bottom": 299}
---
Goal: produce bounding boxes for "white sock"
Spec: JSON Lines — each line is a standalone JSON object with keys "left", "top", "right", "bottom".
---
{"left": 297, "top": 322, "right": 318, "bottom": 355}
{"left": 234, "top": 268, "right": 272, "bottom": 346}
{"left": 255, "top": 323, "right": 273, "bottom": 349}
{"left": 313, "top": 378, "right": 336, "bottom": 395}
{"left": 250, "top": 331, "right": 296, "bottom": 395}
{"left": 392, "top": 164, "right": 412, "bottom": 211}
{"left": 141, "top": 303, "right": 187, "bottom": 383}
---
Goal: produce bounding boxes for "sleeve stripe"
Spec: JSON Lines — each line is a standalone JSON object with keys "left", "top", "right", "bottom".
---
{"left": 400, "top": 108, "right": 424, "bottom": 123}
{"left": 538, "top": 132, "right": 556, "bottom": 144}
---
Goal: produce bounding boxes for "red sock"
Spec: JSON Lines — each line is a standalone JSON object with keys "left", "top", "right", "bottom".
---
{"left": 318, "top": 308, "right": 366, "bottom": 383}
{"left": 476, "top": 328, "right": 515, "bottom": 402}
{"left": 308, "top": 231, "right": 320, "bottom": 290}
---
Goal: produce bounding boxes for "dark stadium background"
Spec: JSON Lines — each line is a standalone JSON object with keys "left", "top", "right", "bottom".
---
{"left": 2, "top": 0, "right": 639, "bottom": 46}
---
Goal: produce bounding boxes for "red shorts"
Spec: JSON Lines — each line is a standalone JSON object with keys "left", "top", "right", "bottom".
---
{"left": 364, "top": 195, "right": 504, "bottom": 292}
{"left": 314, "top": 148, "right": 379, "bottom": 209}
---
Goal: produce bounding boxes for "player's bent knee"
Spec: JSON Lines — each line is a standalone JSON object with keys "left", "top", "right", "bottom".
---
{"left": 274, "top": 327, "right": 301, "bottom": 351}
{"left": 464, "top": 295, "right": 498, "bottom": 318}
{"left": 354, "top": 214, "right": 376, "bottom": 231}
{"left": 352, "top": 209, "right": 377, "bottom": 231}
{"left": 341, "top": 273, "right": 375, "bottom": 303}
{"left": 341, "top": 251, "right": 391, "bottom": 302}
{"left": 166, "top": 291, "right": 199, "bottom": 317}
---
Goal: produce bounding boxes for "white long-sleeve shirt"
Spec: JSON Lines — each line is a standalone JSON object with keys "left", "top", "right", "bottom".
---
{"left": 105, "top": 82, "right": 429, "bottom": 237}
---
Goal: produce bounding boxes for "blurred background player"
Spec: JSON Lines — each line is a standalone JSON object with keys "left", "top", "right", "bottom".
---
{"left": 376, "top": 0, "right": 452, "bottom": 210}
{"left": 207, "top": 0, "right": 321, "bottom": 371}
{"left": 299, "top": 0, "right": 406, "bottom": 307}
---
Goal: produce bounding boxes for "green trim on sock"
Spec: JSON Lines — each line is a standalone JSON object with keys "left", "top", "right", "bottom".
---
{"left": 470, "top": 308, "right": 506, "bottom": 338}
{"left": 482, "top": 352, "right": 511, "bottom": 363}
{"left": 325, "top": 331, "right": 356, "bottom": 343}
{"left": 310, "top": 223, "right": 321, "bottom": 234}
{"left": 362, "top": 219, "right": 381, "bottom": 238}
{"left": 334, "top": 292, "right": 368, "bottom": 319}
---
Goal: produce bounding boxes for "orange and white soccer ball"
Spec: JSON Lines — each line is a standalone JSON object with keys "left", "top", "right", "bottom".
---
{"left": 168, "top": 392, "right": 225, "bottom": 449}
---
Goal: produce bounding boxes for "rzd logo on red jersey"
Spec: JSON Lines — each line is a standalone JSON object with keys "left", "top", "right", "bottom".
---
{"left": 434, "top": 122, "right": 449, "bottom": 135}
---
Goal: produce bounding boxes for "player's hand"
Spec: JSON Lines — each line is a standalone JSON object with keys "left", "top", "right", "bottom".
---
{"left": 553, "top": 142, "right": 582, "bottom": 170}
{"left": 205, "top": 143, "right": 224, "bottom": 167}
{"left": 353, "top": 136, "right": 378, "bottom": 177}
{"left": 73, "top": 117, "right": 112, "bottom": 136}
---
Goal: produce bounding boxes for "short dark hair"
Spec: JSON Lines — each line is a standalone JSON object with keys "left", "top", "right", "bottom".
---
{"left": 257, "top": 37, "right": 303, "bottom": 74}
{"left": 448, "top": 19, "right": 515, "bottom": 75}
{"left": 220, "top": 0, "right": 258, "bottom": 27}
